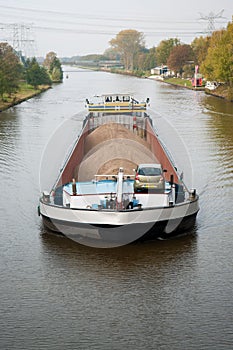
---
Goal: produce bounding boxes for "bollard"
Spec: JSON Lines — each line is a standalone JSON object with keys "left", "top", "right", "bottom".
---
{"left": 189, "top": 189, "right": 196, "bottom": 200}
{"left": 43, "top": 191, "right": 50, "bottom": 203}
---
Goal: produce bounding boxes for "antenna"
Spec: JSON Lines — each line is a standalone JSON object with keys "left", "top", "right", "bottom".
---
{"left": 199, "top": 9, "right": 225, "bottom": 35}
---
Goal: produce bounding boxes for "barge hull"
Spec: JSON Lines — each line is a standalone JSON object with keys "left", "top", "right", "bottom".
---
{"left": 41, "top": 210, "right": 198, "bottom": 247}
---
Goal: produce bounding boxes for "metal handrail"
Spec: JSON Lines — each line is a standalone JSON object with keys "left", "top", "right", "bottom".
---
{"left": 94, "top": 174, "right": 135, "bottom": 180}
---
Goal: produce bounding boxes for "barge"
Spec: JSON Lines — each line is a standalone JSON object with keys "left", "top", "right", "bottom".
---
{"left": 39, "top": 94, "right": 199, "bottom": 247}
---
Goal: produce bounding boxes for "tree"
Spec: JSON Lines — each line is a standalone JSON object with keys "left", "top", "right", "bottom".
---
{"left": 156, "top": 38, "right": 180, "bottom": 66}
{"left": 43, "top": 51, "right": 63, "bottom": 82}
{"left": 80, "top": 54, "right": 107, "bottom": 61}
{"left": 167, "top": 44, "right": 195, "bottom": 76}
{"left": 0, "top": 43, "right": 22, "bottom": 99}
{"left": 104, "top": 47, "right": 121, "bottom": 60}
{"left": 43, "top": 51, "right": 57, "bottom": 70}
{"left": 138, "top": 47, "right": 157, "bottom": 71}
{"left": 26, "top": 57, "right": 52, "bottom": 88}
{"left": 191, "top": 36, "right": 210, "bottom": 66}
{"left": 201, "top": 23, "right": 233, "bottom": 84}
{"left": 110, "top": 29, "right": 145, "bottom": 71}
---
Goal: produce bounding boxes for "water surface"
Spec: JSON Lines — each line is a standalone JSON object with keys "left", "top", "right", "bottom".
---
{"left": 0, "top": 69, "right": 233, "bottom": 349}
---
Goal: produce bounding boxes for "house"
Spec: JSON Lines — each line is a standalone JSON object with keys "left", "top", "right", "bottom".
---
{"left": 150, "top": 65, "right": 171, "bottom": 76}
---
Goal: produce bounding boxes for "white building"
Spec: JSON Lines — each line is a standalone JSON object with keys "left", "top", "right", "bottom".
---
{"left": 150, "top": 66, "right": 171, "bottom": 76}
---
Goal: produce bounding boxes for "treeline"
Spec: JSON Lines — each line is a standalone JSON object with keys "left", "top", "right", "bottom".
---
{"left": 0, "top": 44, "right": 63, "bottom": 100}
{"left": 107, "top": 22, "right": 233, "bottom": 84}
{"left": 65, "top": 21, "right": 233, "bottom": 86}
{"left": 1, "top": 20, "right": 232, "bottom": 101}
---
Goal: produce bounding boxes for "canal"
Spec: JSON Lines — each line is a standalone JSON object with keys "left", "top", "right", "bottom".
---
{"left": 0, "top": 68, "right": 233, "bottom": 349}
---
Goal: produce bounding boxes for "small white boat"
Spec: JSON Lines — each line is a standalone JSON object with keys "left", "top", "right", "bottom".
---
{"left": 205, "top": 81, "right": 219, "bottom": 90}
{"left": 39, "top": 95, "right": 199, "bottom": 247}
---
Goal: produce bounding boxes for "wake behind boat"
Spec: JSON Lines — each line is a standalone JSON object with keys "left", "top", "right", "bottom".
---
{"left": 39, "top": 94, "right": 199, "bottom": 247}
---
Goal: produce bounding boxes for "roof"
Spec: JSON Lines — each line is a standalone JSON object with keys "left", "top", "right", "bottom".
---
{"left": 99, "top": 93, "right": 132, "bottom": 97}
{"left": 137, "top": 163, "right": 162, "bottom": 168}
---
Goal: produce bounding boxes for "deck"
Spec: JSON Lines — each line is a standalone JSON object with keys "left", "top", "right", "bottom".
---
{"left": 62, "top": 179, "right": 172, "bottom": 210}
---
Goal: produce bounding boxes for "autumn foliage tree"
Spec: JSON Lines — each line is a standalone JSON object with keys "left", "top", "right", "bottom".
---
{"left": 43, "top": 51, "right": 63, "bottom": 82}
{"left": 110, "top": 29, "right": 145, "bottom": 71}
{"left": 167, "top": 44, "right": 195, "bottom": 76}
{"left": 201, "top": 23, "right": 233, "bottom": 85}
{"left": 191, "top": 36, "right": 210, "bottom": 67}
{"left": 156, "top": 38, "right": 180, "bottom": 66}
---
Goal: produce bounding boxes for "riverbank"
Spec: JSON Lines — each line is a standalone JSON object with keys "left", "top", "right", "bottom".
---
{"left": 0, "top": 83, "right": 51, "bottom": 112}
{"left": 67, "top": 64, "right": 233, "bottom": 102}
{"left": 100, "top": 67, "right": 233, "bottom": 101}
{"left": 100, "top": 67, "right": 147, "bottom": 78}
{"left": 156, "top": 77, "right": 205, "bottom": 91}
{"left": 205, "top": 84, "right": 233, "bottom": 102}
{"left": 162, "top": 77, "right": 233, "bottom": 101}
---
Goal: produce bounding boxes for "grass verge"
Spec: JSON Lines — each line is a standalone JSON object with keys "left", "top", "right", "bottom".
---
{"left": 0, "top": 82, "right": 51, "bottom": 112}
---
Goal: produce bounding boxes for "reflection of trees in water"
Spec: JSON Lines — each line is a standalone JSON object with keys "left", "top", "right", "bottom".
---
{"left": 202, "top": 95, "right": 233, "bottom": 147}
{"left": 0, "top": 110, "right": 19, "bottom": 138}
{"left": 203, "top": 94, "right": 233, "bottom": 116}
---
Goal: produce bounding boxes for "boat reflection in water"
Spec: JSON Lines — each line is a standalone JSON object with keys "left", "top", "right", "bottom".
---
{"left": 38, "top": 94, "right": 199, "bottom": 248}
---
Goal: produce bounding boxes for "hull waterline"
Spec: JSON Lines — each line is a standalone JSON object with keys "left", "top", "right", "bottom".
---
{"left": 39, "top": 197, "right": 199, "bottom": 246}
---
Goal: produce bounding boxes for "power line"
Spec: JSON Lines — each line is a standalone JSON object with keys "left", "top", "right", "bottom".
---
{"left": 0, "top": 4, "right": 229, "bottom": 37}
{"left": 0, "top": 23, "right": 36, "bottom": 58}
{"left": 0, "top": 4, "right": 230, "bottom": 26}
{"left": 34, "top": 25, "right": 202, "bottom": 34}
{"left": 1, "top": 5, "right": 230, "bottom": 56}
{"left": 0, "top": 4, "right": 194, "bottom": 23}
{"left": 199, "top": 9, "right": 226, "bottom": 35}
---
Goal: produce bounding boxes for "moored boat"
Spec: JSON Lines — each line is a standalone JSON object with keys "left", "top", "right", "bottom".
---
{"left": 39, "top": 95, "right": 199, "bottom": 247}
{"left": 205, "top": 81, "right": 219, "bottom": 90}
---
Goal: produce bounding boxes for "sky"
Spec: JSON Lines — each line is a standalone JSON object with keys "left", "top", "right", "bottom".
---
{"left": 0, "top": 0, "right": 232, "bottom": 57}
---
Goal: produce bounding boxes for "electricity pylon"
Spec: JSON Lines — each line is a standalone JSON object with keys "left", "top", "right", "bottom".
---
{"left": 199, "top": 9, "right": 225, "bottom": 35}
{"left": 0, "top": 23, "right": 36, "bottom": 60}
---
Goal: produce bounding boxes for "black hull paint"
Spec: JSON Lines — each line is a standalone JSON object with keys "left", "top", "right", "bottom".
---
{"left": 41, "top": 212, "right": 198, "bottom": 246}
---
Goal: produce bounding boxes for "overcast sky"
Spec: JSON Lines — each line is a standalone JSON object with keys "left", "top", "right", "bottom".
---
{"left": 0, "top": 0, "right": 232, "bottom": 57}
